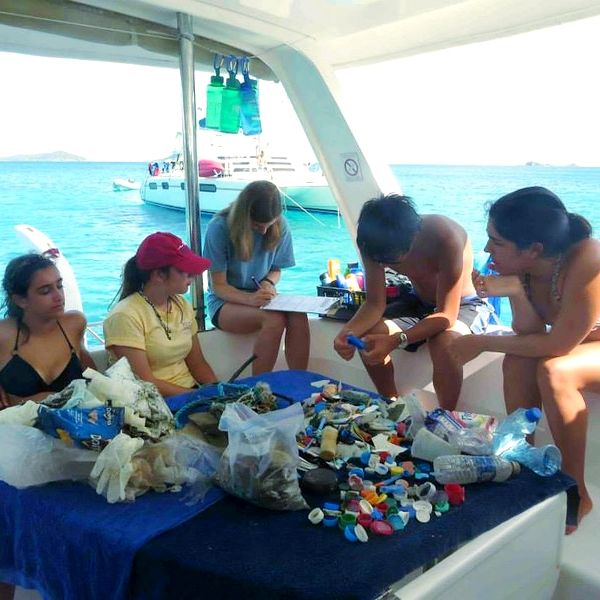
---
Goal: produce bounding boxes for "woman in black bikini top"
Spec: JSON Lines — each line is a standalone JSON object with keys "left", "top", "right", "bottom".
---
{"left": 0, "top": 253, "right": 95, "bottom": 408}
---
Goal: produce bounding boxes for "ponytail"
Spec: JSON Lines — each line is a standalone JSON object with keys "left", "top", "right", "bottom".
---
{"left": 488, "top": 186, "right": 592, "bottom": 257}
{"left": 567, "top": 212, "right": 592, "bottom": 245}
{"left": 110, "top": 256, "right": 170, "bottom": 307}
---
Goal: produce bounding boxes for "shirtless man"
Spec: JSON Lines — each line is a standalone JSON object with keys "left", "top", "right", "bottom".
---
{"left": 333, "top": 194, "right": 493, "bottom": 409}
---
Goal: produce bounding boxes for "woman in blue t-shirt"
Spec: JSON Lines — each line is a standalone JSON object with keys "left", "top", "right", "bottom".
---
{"left": 203, "top": 180, "right": 310, "bottom": 374}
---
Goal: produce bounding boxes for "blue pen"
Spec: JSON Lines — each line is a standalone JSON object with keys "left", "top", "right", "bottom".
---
{"left": 251, "top": 276, "right": 261, "bottom": 290}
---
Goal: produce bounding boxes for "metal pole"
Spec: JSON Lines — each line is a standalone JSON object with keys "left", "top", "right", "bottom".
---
{"left": 177, "top": 12, "right": 206, "bottom": 331}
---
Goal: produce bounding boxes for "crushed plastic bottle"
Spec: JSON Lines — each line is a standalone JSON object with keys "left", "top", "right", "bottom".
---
{"left": 433, "top": 455, "right": 520, "bottom": 484}
{"left": 492, "top": 407, "right": 542, "bottom": 456}
{"left": 447, "top": 426, "right": 493, "bottom": 455}
{"left": 499, "top": 439, "right": 562, "bottom": 477}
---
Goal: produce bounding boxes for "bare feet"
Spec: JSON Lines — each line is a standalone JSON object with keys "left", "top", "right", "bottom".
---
{"left": 566, "top": 493, "right": 593, "bottom": 535}
{"left": 474, "top": 274, "right": 524, "bottom": 298}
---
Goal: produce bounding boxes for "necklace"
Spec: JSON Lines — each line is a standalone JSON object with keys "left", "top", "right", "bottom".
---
{"left": 139, "top": 292, "right": 172, "bottom": 340}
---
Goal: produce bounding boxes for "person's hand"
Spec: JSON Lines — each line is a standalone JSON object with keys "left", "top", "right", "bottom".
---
{"left": 333, "top": 331, "right": 356, "bottom": 361}
{"left": 449, "top": 334, "right": 487, "bottom": 366}
{"left": 474, "top": 274, "right": 524, "bottom": 298}
{"left": 360, "top": 332, "right": 396, "bottom": 365}
{"left": 250, "top": 288, "right": 276, "bottom": 308}
{"left": 260, "top": 280, "right": 277, "bottom": 295}
{"left": 471, "top": 268, "right": 481, "bottom": 287}
{"left": 0, "top": 386, "right": 10, "bottom": 409}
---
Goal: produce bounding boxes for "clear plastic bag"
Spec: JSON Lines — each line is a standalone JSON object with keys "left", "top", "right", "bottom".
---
{"left": 0, "top": 424, "right": 97, "bottom": 488}
{"left": 215, "top": 402, "right": 308, "bottom": 510}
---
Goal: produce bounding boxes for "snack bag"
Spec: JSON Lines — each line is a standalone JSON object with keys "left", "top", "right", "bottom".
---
{"left": 37, "top": 404, "right": 124, "bottom": 451}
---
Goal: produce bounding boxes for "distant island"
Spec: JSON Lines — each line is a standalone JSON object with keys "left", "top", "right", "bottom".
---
{"left": 0, "top": 150, "right": 86, "bottom": 161}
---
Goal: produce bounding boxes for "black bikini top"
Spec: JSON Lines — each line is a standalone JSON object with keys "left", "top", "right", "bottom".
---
{"left": 0, "top": 321, "right": 84, "bottom": 398}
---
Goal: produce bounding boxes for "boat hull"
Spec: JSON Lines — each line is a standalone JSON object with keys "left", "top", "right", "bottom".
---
{"left": 140, "top": 175, "right": 337, "bottom": 214}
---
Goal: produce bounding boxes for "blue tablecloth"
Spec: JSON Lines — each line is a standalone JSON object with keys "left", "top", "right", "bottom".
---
{"left": 0, "top": 370, "right": 576, "bottom": 600}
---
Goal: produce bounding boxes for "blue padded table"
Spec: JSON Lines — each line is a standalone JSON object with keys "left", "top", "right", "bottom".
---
{"left": 132, "top": 370, "right": 575, "bottom": 600}
{"left": 0, "top": 370, "right": 575, "bottom": 600}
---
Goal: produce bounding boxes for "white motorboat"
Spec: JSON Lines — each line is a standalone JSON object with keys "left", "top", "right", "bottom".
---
{"left": 141, "top": 135, "right": 336, "bottom": 213}
{"left": 112, "top": 178, "right": 141, "bottom": 192}
{"left": 2, "top": 2, "right": 600, "bottom": 599}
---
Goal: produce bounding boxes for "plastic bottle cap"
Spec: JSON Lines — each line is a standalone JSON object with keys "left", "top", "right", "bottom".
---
{"left": 370, "top": 520, "right": 394, "bottom": 536}
{"left": 344, "top": 526, "right": 358, "bottom": 542}
{"left": 416, "top": 510, "right": 431, "bottom": 523}
{"left": 359, "top": 499, "right": 373, "bottom": 514}
{"left": 413, "top": 500, "right": 433, "bottom": 514}
{"left": 388, "top": 515, "right": 406, "bottom": 531}
{"left": 354, "top": 524, "right": 369, "bottom": 542}
{"left": 322, "top": 515, "right": 338, "bottom": 527}
{"left": 210, "top": 75, "right": 224, "bottom": 84}
{"left": 375, "top": 463, "right": 389, "bottom": 476}
{"left": 525, "top": 407, "right": 542, "bottom": 422}
{"left": 308, "top": 508, "right": 324, "bottom": 525}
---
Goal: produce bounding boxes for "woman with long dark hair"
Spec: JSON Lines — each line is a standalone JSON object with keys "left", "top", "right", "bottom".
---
{"left": 203, "top": 180, "right": 310, "bottom": 374}
{"left": 0, "top": 253, "right": 94, "bottom": 408}
{"left": 103, "top": 232, "right": 216, "bottom": 397}
{"left": 451, "top": 186, "right": 600, "bottom": 531}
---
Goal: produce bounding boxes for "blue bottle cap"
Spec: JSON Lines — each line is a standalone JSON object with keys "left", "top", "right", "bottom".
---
{"left": 344, "top": 526, "right": 358, "bottom": 542}
{"left": 360, "top": 451, "right": 371, "bottom": 465}
{"left": 347, "top": 334, "right": 365, "bottom": 350}
{"left": 322, "top": 515, "right": 338, "bottom": 527}
{"left": 349, "top": 467, "right": 365, "bottom": 478}
{"left": 525, "top": 407, "right": 542, "bottom": 422}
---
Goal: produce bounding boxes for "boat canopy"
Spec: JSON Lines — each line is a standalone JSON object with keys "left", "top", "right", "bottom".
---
{"left": 1, "top": 1, "right": 599, "bottom": 75}
{"left": 0, "top": 0, "right": 276, "bottom": 80}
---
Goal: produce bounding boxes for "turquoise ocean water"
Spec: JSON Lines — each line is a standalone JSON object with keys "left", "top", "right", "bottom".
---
{"left": 1, "top": 162, "right": 599, "bottom": 336}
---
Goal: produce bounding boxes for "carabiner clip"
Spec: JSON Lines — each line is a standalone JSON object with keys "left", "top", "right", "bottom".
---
{"left": 213, "top": 53, "right": 224, "bottom": 76}
{"left": 224, "top": 54, "right": 238, "bottom": 77}
{"left": 239, "top": 56, "right": 250, "bottom": 76}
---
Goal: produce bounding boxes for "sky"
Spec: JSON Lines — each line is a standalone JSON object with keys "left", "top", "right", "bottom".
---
{"left": 1, "top": 14, "right": 600, "bottom": 166}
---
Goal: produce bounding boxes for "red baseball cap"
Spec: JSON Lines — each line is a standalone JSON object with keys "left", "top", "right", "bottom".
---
{"left": 136, "top": 232, "right": 211, "bottom": 275}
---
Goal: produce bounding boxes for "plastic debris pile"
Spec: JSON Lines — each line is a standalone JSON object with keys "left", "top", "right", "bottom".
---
{"left": 298, "top": 382, "right": 562, "bottom": 543}
{"left": 0, "top": 358, "right": 220, "bottom": 503}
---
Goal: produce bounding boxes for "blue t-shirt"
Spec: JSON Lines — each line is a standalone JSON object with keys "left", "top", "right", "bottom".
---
{"left": 202, "top": 214, "right": 296, "bottom": 319}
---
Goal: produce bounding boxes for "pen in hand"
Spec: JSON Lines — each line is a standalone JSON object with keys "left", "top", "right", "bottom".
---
{"left": 251, "top": 276, "right": 261, "bottom": 290}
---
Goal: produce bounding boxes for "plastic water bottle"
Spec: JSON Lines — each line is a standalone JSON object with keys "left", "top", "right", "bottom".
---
{"left": 492, "top": 407, "right": 542, "bottom": 455}
{"left": 433, "top": 455, "right": 520, "bottom": 484}
{"left": 499, "top": 439, "right": 562, "bottom": 477}
{"left": 220, "top": 73, "right": 241, "bottom": 133}
{"left": 205, "top": 74, "right": 224, "bottom": 129}
{"left": 473, "top": 251, "right": 502, "bottom": 319}
{"left": 240, "top": 75, "right": 261, "bottom": 135}
{"left": 447, "top": 427, "right": 493, "bottom": 455}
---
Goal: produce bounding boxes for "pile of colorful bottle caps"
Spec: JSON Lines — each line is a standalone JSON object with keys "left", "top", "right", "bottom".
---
{"left": 298, "top": 383, "right": 467, "bottom": 542}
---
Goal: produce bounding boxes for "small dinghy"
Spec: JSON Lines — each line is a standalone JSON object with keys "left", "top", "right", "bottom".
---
{"left": 113, "top": 178, "right": 141, "bottom": 191}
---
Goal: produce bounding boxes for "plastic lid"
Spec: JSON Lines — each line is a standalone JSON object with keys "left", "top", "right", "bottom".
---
{"left": 210, "top": 75, "right": 224, "bottom": 84}
{"left": 510, "top": 461, "right": 521, "bottom": 475}
{"left": 525, "top": 407, "right": 542, "bottom": 422}
{"left": 225, "top": 75, "right": 240, "bottom": 88}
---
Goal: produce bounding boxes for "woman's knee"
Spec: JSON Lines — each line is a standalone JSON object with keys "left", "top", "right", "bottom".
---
{"left": 260, "top": 311, "right": 286, "bottom": 334}
{"left": 537, "top": 356, "right": 576, "bottom": 392}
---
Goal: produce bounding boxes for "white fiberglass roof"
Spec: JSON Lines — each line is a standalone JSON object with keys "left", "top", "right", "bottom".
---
{"left": 1, "top": 0, "right": 600, "bottom": 77}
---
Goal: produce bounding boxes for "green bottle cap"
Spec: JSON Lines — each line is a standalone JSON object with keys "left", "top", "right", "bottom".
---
{"left": 210, "top": 75, "right": 224, "bottom": 85}
{"left": 225, "top": 75, "right": 240, "bottom": 89}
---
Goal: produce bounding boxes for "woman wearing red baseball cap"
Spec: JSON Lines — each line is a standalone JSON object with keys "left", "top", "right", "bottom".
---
{"left": 103, "top": 232, "right": 217, "bottom": 396}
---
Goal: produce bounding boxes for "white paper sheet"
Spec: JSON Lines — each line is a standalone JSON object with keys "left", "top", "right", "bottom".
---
{"left": 261, "top": 294, "right": 340, "bottom": 313}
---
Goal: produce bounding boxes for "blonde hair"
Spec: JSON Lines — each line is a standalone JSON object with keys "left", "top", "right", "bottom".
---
{"left": 221, "top": 180, "right": 283, "bottom": 261}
